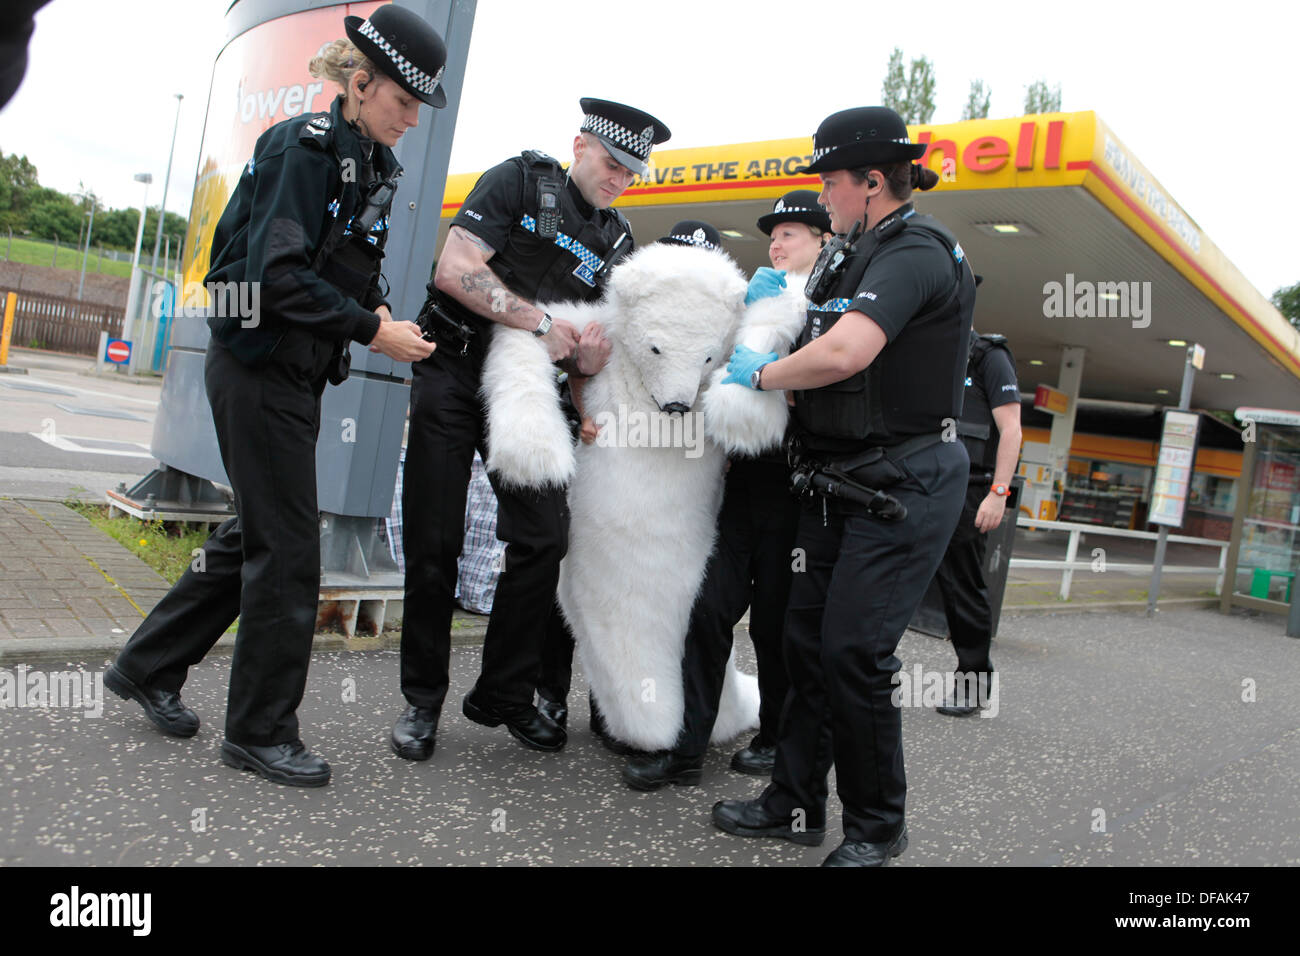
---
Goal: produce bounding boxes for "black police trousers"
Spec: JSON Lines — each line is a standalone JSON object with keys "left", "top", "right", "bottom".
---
{"left": 400, "top": 344, "right": 571, "bottom": 715}
{"left": 112, "top": 330, "right": 333, "bottom": 746}
{"left": 677, "top": 457, "right": 797, "bottom": 757}
{"left": 932, "top": 478, "right": 997, "bottom": 679}
{"left": 759, "top": 440, "right": 967, "bottom": 843}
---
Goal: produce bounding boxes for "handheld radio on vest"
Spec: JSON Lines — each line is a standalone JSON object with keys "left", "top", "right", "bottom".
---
{"left": 805, "top": 220, "right": 861, "bottom": 303}
{"left": 535, "top": 174, "right": 563, "bottom": 239}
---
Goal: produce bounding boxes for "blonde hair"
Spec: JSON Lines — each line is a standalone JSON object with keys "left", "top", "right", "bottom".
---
{"left": 309, "top": 39, "right": 381, "bottom": 101}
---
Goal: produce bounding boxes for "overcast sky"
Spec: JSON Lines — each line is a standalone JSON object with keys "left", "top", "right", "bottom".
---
{"left": 1, "top": 0, "right": 1295, "bottom": 298}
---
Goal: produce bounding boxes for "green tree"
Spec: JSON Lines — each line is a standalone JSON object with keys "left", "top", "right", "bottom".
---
{"left": 906, "top": 56, "right": 937, "bottom": 124}
{"left": 25, "top": 187, "right": 81, "bottom": 242}
{"left": 962, "top": 79, "right": 992, "bottom": 120}
{"left": 882, "top": 48, "right": 907, "bottom": 118}
{"left": 881, "top": 48, "right": 937, "bottom": 124}
{"left": 1024, "top": 80, "right": 1062, "bottom": 114}
{"left": 1272, "top": 281, "right": 1300, "bottom": 327}
{"left": 0, "top": 149, "right": 40, "bottom": 231}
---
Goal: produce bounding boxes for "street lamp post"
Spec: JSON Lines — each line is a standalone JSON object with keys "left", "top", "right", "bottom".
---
{"left": 120, "top": 173, "right": 153, "bottom": 369}
{"left": 149, "top": 93, "right": 184, "bottom": 276}
{"left": 77, "top": 192, "right": 96, "bottom": 301}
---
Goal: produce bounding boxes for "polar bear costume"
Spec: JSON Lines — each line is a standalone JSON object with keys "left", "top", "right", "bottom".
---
{"left": 480, "top": 242, "right": 807, "bottom": 751}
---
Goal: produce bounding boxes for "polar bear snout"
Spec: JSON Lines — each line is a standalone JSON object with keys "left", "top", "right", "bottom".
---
{"left": 660, "top": 401, "right": 691, "bottom": 415}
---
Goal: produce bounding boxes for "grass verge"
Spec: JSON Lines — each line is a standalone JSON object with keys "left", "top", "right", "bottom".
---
{"left": 64, "top": 500, "right": 210, "bottom": 585}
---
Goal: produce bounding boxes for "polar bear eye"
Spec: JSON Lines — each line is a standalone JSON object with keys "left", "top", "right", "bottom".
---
{"left": 650, "top": 346, "right": 661, "bottom": 355}
{"left": 705, "top": 356, "right": 712, "bottom": 363}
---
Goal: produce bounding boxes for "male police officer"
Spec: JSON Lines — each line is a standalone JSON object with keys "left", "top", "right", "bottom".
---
{"left": 712, "top": 106, "right": 975, "bottom": 865}
{"left": 933, "top": 329, "right": 1022, "bottom": 715}
{"left": 393, "top": 99, "right": 669, "bottom": 759}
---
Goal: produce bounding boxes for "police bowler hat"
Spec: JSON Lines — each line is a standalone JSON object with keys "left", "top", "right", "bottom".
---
{"left": 756, "top": 189, "right": 831, "bottom": 236}
{"left": 657, "top": 220, "right": 722, "bottom": 250}
{"left": 345, "top": 5, "right": 449, "bottom": 108}
{"left": 579, "top": 98, "right": 671, "bottom": 177}
{"left": 798, "top": 106, "right": 925, "bottom": 174}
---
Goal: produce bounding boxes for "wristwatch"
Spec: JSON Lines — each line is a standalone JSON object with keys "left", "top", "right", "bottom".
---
{"left": 533, "top": 312, "right": 552, "bottom": 337}
{"left": 750, "top": 367, "right": 764, "bottom": 390}
{"left": 991, "top": 483, "right": 1010, "bottom": 497}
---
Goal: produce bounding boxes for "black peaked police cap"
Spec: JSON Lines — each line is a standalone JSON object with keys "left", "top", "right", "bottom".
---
{"left": 756, "top": 189, "right": 831, "bottom": 236}
{"left": 579, "top": 97, "right": 671, "bottom": 177}
{"left": 798, "top": 106, "right": 926, "bottom": 174}
{"left": 345, "top": 5, "right": 449, "bottom": 108}
{"left": 657, "top": 220, "right": 723, "bottom": 250}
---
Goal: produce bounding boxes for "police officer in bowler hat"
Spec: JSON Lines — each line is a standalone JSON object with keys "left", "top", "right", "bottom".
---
{"left": 712, "top": 106, "right": 976, "bottom": 864}
{"left": 105, "top": 4, "right": 446, "bottom": 786}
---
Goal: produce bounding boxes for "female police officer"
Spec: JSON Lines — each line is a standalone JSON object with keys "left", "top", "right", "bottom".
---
{"left": 105, "top": 5, "right": 443, "bottom": 787}
{"left": 711, "top": 107, "right": 976, "bottom": 864}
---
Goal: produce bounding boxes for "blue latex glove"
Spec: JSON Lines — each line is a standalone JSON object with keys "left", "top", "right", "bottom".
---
{"left": 745, "top": 267, "right": 787, "bottom": 305}
{"left": 722, "top": 344, "right": 779, "bottom": 388}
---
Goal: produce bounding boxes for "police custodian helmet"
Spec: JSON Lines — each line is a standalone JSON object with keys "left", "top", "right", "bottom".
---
{"left": 657, "top": 220, "right": 723, "bottom": 251}
{"left": 345, "top": 4, "right": 449, "bottom": 108}
{"left": 579, "top": 97, "right": 671, "bottom": 177}
{"left": 756, "top": 189, "right": 831, "bottom": 236}
{"left": 798, "top": 106, "right": 926, "bottom": 174}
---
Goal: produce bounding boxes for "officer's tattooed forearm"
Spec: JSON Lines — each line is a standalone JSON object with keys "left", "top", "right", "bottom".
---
{"left": 459, "top": 267, "right": 535, "bottom": 320}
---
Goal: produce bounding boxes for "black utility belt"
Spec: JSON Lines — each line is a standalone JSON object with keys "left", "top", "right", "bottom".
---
{"left": 824, "top": 432, "right": 945, "bottom": 489}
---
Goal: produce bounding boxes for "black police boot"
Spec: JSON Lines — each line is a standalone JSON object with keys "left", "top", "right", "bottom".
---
{"left": 820, "top": 824, "right": 909, "bottom": 866}
{"left": 936, "top": 669, "right": 994, "bottom": 717}
{"left": 537, "top": 694, "right": 568, "bottom": 729}
{"left": 622, "top": 750, "right": 704, "bottom": 791}
{"left": 104, "top": 663, "right": 199, "bottom": 738}
{"left": 463, "top": 690, "right": 566, "bottom": 752}
{"left": 711, "top": 797, "right": 825, "bottom": 846}
{"left": 589, "top": 690, "right": 637, "bottom": 755}
{"left": 391, "top": 704, "right": 438, "bottom": 760}
{"left": 220, "top": 739, "right": 331, "bottom": 788}
{"left": 730, "top": 735, "right": 776, "bottom": 776}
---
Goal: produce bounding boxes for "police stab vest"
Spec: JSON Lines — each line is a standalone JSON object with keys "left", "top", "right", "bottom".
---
{"left": 792, "top": 207, "right": 977, "bottom": 454}
{"left": 958, "top": 333, "right": 1017, "bottom": 472}
{"left": 453, "top": 151, "right": 632, "bottom": 335}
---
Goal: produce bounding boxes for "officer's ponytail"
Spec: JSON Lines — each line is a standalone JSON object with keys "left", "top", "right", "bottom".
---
{"left": 309, "top": 39, "right": 379, "bottom": 102}
{"left": 910, "top": 164, "right": 940, "bottom": 191}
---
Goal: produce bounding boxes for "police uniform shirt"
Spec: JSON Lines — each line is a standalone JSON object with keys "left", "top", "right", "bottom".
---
{"left": 962, "top": 341, "right": 1019, "bottom": 470}
{"left": 845, "top": 229, "right": 969, "bottom": 439}
{"left": 206, "top": 96, "right": 393, "bottom": 365}
{"left": 449, "top": 157, "right": 632, "bottom": 315}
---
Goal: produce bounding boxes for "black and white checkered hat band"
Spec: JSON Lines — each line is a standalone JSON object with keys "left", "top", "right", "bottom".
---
{"left": 581, "top": 114, "right": 654, "bottom": 161}
{"left": 776, "top": 206, "right": 817, "bottom": 214}
{"left": 812, "top": 137, "right": 913, "bottom": 162}
{"left": 358, "top": 18, "right": 443, "bottom": 96}
{"left": 670, "top": 234, "right": 717, "bottom": 249}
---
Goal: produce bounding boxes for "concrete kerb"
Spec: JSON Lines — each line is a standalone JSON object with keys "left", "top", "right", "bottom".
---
{"left": 0, "top": 495, "right": 1268, "bottom": 667}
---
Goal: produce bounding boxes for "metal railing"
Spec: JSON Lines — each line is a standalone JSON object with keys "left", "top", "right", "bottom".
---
{"left": 1010, "top": 516, "right": 1229, "bottom": 601}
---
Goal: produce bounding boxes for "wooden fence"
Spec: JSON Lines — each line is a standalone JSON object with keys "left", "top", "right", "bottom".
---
{"left": 1, "top": 288, "right": 123, "bottom": 356}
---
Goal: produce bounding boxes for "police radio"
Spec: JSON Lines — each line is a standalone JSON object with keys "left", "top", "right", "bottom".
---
{"left": 804, "top": 220, "right": 861, "bottom": 302}
{"left": 535, "top": 174, "right": 564, "bottom": 239}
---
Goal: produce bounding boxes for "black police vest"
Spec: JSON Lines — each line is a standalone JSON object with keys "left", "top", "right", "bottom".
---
{"left": 959, "top": 333, "right": 1016, "bottom": 472}
{"left": 453, "top": 151, "right": 631, "bottom": 334}
{"left": 792, "top": 211, "right": 976, "bottom": 455}
{"left": 310, "top": 118, "right": 394, "bottom": 303}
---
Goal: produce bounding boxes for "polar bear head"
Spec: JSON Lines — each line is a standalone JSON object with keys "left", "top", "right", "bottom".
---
{"left": 603, "top": 242, "right": 748, "bottom": 413}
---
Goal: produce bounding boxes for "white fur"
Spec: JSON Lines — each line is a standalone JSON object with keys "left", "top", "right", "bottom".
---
{"left": 481, "top": 242, "right": 775, "bottom": 750}
{"left": 701, "top": 277, "right": 807, "bottom": 456}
